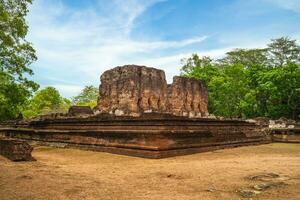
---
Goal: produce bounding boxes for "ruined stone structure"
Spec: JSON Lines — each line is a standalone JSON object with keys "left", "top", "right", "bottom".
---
{"left": 0, "top": 138, "right": 34, "bottom": 161}
{"left": 68, "top": 106, "right": 93, "bottom": 116}
{"left": 168, "top": 76, "right": 208, "bottom": 117}
{"left": 97, "top": 65, "right": 208, "bottom": 117}
{"left": 0, "top": 65, "right": 271, "bottom": 159}
{"left": 268, "top": 119, "right": 300, "bottom": 143}
{"left": 271, "top": 128, "right": 300, "bottom": 143}
{"left": 0, "top": 114, "right": 270, "bottom": 158}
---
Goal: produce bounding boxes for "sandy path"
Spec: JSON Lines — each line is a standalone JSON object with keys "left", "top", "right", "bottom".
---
{"left": 0, "top": 143, "right": 299, "bottom": 200}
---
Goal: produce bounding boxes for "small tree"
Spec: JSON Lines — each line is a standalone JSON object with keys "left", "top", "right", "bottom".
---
{"left": 268, "top": 37, "right": 300, "bottom": 67}
{"left": 23, "top": 87, "right": 71, "bottom": 118}
{"left": 72, "top": 85, "right": 98, "bottom": 108}
{"left": 218, "top": 48, "right": 269, "bottom": 68}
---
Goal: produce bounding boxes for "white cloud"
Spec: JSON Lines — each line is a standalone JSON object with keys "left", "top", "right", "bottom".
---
{"left": 28, "top": 0, "right": 295, "bottom": 98}
{"left": 263, "top": 0, "right": 300, "bottom": 13}
{"left": 138, "top": 46, "right": 237, "bottom": 82}
{"left": 26, "top": 0, "right": 207, "bottom": 97}
{"left": 108, "top": 0, "right": 167, "bottom": 34}
{"left": 46, "top": 84, "right": 83, "bottom": 98}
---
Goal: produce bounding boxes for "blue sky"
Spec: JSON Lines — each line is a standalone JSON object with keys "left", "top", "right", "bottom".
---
{"left": 26, "top": 0, "right": 300, "bottom": 97}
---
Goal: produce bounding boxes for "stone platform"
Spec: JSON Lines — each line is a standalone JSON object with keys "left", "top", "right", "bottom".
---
{"left": 0, "top": 113, "right": 270, "bottom": 158}
{"left": 0, "top": 138, "right": 35, "bottom": 161}
{"left": 271, "top": 128, "right": 300, "bottom": 143}
{"left": 0, "top": 65, "right": 272, "bottom": 158}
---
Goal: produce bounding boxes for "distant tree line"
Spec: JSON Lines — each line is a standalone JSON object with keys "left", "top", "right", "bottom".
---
{"left": 22, "top": 85, "right": 98, "bottom": 119}
{"left": 1, "top": 0, "right": 299, "bottom": 121}
{"left": 181, "top": 37, "right": 300, "bottom": 120}
{"left": 72, "top": 85, "right": 98, "bottom": 108}
{"left": 0, "top": 0, "right": 98, "bottom": 121}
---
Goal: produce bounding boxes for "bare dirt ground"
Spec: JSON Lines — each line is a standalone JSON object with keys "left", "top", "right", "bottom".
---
{"left": 0, "top": 143, "right": 299, "bottom": 200}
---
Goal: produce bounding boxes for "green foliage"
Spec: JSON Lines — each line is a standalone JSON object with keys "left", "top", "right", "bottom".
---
{"left": 181, "top": 37, "right": 300, "bottom": 120}
{"left": 257, "top": 63, "right": 300, "bottom": 119}
{"left": 268, "top": 37, "right": 300, "bottom": 66}
{"left": 23, "top": 87, "right": 71, "bottom": 119}
{"left": 0, "top": 0, "right": 39, "bottom": 121}
{"left": 72, "top": 85, "right": 98, "bottom": 108}
{"left": 0, "top": 71, "right": 32, "bottom": 120}
{"left": 218, "top": 48, "right": 269, "bottom": 68}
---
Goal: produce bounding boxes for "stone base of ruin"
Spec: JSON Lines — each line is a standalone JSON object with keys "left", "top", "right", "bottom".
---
{"left": 0, "top": 138, "right": 35, "bottom": 161}
{"left": 0, "top": 113, "right": 270, "bottom": 159}
{"left": 271, "top": 128, "right": 300, "bottom": 143}
{"left": 28, "top": 140, "right": 269, "bottom": 159}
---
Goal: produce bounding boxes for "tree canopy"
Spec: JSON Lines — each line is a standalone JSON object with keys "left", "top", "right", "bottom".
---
{"left": 181, "top": 37, "right": 300, "bottom": 120}
{"left": 23, "top": 87, "right": 71, "bottom": 118}
{"left": 0, "top": 0, "right": 39, "bottom": 121}
{"left": 72, "top": 85, "right": 98, "bottom": 108}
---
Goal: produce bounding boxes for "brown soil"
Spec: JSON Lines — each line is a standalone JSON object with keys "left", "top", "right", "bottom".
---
{"left": 0, "top": 143, "right": 299, "bottom": 200}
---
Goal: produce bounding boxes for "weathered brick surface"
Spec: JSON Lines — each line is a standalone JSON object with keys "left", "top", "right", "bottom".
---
{"left": 168, "top": 76, "right": 208, "bottom": 117}
{"left": 0, "top": 114, "right": 270, "bottom": 158}
{"left": 0, "top": 138, "right": 34, "bottom": 161}
{"left": 98, "top": 65, "right": 168, "bottom": 116}
{"left": 97, "top": 65, "right": 208, "bottom": 117}
{"left": 68, "top": 106, "right": 93, "bottom": 116}
{"left": 271, "top": 128, "right": 300, "bottom": 143}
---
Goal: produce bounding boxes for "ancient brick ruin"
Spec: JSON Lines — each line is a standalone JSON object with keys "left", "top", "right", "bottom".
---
{"left": 68, "top": 106, "right": 93, "bottom": 116}
{"left": 97, "top": 65, "right": 208, "bottom": 117}
{"left": 0, "top": 114, "right": 270, "bottom": 158}
{"left": 0, "top": 138, "right": 35, "bottom": 161}
{"left": 169, "top": 76, "right": 208, "bottom": 117}
{"left": 0, "top": 65, "right": 271, "bottom": 159}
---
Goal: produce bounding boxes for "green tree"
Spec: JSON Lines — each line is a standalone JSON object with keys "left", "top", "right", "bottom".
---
{"left": 196, "top": 63, "right": 249, "bottom": 118}
{"left": 23, "top": 87, "right": 71, "bottom": 118}
{"left": 218, "top": 48, "right": 269, "bottom": 68}
{"left": 0, "top": 0, "right": 39, "bottom": 121}
{"left": 180, "top": 55, "right": 221, "bottom": 114}
{"left": 268, "top": 37, "right": 300, "bottom": 66}
{"left": 257, "top": 63, "right": 300, "bottom": 119}
{"left": 180, "top": 37, "right": 300, "bottom": 120}
{"left": 219, "top": 48, "right": 271, "bottom": 117}
{"left": 181, "top": 54, "right": 213, "bottom": 75}
{"left": 72, "top": 85, "right": 98, "bottom": 108}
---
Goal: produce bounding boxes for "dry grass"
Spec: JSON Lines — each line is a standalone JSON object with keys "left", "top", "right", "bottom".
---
{"left": 0, "top": 143, "right": 299, "bottom": 200}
